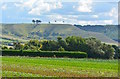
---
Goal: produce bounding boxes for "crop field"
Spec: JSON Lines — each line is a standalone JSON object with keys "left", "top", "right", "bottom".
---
{"left": 2, "top": 56, "right": 118, "bottom": 77}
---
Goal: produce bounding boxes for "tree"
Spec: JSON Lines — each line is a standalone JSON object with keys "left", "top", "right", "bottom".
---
{"left": 2, "top": 46, "right": 8, "bottom": 50}
{"left": 32, "top": 20, "right": 35, "bottom": 24}
{"left": 13, "top": 42, "right": 23, "bottom": 50}
{"left": 65, "top": 36, "right": 86, "bottom": 51}
{"left": 85, "top": 38, "right": 104, "bottom": 58}
{"left": 58, "top": 46, "right": 65, "bottom": 51}
{"left": 36, "top": 20, "right": 39, "bottom": 24}
{"left": 38, "top": 20, "right": 41, "bottom": 23}
{"left": 101, "top": 44, "right": 115, "bottom": 59}
{"left": 36, "top": 20, "right": 41, "bottom": 24}
{"left": 57, "top": 37, "right": 67, "bottom": 50}
{"left": 41, "top": 40, "right": 59, "bottom": 51}
{"left": 28, "top": 40, "right": 39, "bottom": 46}
{"left": 48, "top": 40, "right": 59, "bottom": 51}
{"left": 57, "top": 37, "right": 62, "bottom": 41}
{"left": 112, "top": 45, "right": 120, "bottom": 59}
{"left": 9, "top": 47, "right": 13, "bottom": 49}
{"left": 41, "top": 40, "right": 49, "bottom": 51}
{"left": 23, "top": 44, "right": 29, "bottom": 50}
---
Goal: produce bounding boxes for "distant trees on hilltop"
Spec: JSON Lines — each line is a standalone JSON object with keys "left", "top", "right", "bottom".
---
{"left": 32, "top": 20, "right": 42, "bottom": 24}
{"left": 32, "top": 19, "right": 65, "bottom": 24}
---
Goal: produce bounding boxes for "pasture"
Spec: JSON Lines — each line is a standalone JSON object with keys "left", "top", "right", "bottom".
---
{"left": 2, "top": 56, "right": 118, "bottom": 77}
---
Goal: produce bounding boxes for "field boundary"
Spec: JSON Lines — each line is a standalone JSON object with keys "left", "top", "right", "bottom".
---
{"left": 2, "top": 50, "right": 87, "bottom": 58}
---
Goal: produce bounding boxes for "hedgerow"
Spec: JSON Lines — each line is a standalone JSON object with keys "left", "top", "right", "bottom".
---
{"left": 2, "top": 50, "right": 87, "bottom": 58}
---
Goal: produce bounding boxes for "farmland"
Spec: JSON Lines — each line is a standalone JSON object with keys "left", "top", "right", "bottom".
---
{"left": 2, "top": 56, "right": 118, "bottom": 77}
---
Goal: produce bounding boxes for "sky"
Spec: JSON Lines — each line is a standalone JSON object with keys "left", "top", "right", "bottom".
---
{"left": 0, "top": 0, "right": 119, "bottom": 25}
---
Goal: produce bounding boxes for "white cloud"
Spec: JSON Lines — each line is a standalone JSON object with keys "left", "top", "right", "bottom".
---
{"left": 103, "top": 20, "right": 113, "bottom": 24}
{"left": 98, "top": 7, "right": 118, "bottom": 24}
{"left": 108, "top": 7, "right": 118, "bottom": 19}
{"left": 92, "top": 15, "right": 98, "bottom": 18}
{"left": 75, "top": 0, "right": 93, "bottom": 12}
{"left": 105, "top": 7, "right": 118, "bottom": 24}
{"left": 47, "top": 14, "right": 79, "bottom": 22}
{"left": 48, "top": 14, "right": 67, "bottom": 21}
{"left": 47, "top": 14, "right": 79, "bottom": 24}
{"left": 103, "top": 7, "right": 117, "bottom": 19}
{"left": 15, "top": 0, "right": 63, "bottom": 15}
{"left": 15, "top": 0, "right": 36, "bottom": 9}
{"left": 1, "top": 4, "right": 7, "bottom": 10}
{"left": 47, "top": 14, "right": 114, "bottom": 25}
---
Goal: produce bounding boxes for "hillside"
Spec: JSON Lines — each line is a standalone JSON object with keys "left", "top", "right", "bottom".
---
{"left": 1, "top": 24, "right": 117, "bottom": 44}
{"left": 75, "top": 25, "right": 118, "bottom": 42}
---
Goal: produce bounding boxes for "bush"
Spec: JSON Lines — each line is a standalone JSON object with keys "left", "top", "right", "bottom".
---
{"left": 112, "top": 45, "right": 120, "bottom": 59}
{"left": 2, "top": 46, "right": 8, "bottom": 50}
{"left": 9, "top": 47, "right": 13, "bottom": 49}
{"left": 2, "top": 50, "right": 87, "bottom": 58}
{"left": 58, "top": 46, "right": 65, "bottom": 51}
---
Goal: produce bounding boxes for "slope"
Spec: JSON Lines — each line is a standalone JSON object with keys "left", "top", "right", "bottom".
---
{"left": 1, "top": 24, "right": 117, "bottom": 44}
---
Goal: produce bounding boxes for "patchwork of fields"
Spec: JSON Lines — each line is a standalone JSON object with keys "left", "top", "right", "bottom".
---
{"left": 2, "top": 56, "right": 118, "bottom": 77}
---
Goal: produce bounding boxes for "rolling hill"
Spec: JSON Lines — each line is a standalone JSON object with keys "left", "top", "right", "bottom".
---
{"left": 1, "top": 24, "right": 117, "bottom": 44}
{"left": 75, "top": 25, "right": 118, "bottom": 42}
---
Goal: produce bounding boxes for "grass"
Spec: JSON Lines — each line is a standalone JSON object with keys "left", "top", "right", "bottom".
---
{"left": 2, "top": 71, "right": 41, "bottom": 77}
{"left": 2, "top": 56, "right": 118, "bottom": 77}
{"left": 1, "top": 24, "right": 117, "bottom": 44}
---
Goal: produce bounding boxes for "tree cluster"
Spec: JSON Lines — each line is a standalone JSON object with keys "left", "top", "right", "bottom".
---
{"left": 32, "top": 20, "right": 42, "bottom": 24}
{"left": 9, "top": 36, "right": 119, "bottom": 59}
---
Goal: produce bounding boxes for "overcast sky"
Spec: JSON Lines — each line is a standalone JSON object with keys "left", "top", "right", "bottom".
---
{"left": 0, "top": 0, "right": 119, "bottom": 25}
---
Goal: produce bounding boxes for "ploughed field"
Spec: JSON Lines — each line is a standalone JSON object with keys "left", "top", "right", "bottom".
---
{"left": 2, "top": 56, "right": 118, "bottom": 77}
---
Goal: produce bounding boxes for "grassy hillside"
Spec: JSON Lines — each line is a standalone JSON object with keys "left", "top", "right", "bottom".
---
{"left": 1, "top": 24, "right": 117, "bottom": 44}
{"left": 2, "top": 56, "right": 118, "bottom": 77}
{"left": 75, "top": 25, "right": 118, "bottom": 42}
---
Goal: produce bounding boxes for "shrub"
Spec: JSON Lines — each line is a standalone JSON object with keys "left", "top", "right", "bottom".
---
{"left": 9, "top": 47, "right": 13, "bottom": 49}
{"left": 58, "top": 46, "right": 65, "bottom": 51}
{"left": 2, "top": 50, "right": 87, "bottom": 58}
{"left": 112, "top": 45, "right": 120, "bottom": 59}
{"left": 2, "top": 46, "right": 8, "bottom": 50}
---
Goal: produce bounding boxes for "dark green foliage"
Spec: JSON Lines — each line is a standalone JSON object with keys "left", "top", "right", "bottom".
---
{"left": 27, "top": 40, "right": 39, "bottom": 47}
{"left": 32, "top": 20, "right": 35, "bottom": 24}
{"left": 85, "top": 38, "right": 104, "bottom": 58}
{"left": 24, "top": 40, "right": 42, "bottom": 50}
{"left": 65, "top": 36, "right": 86, "bottom": 51}
{"left": 58, "top": 36, "right": 88, "bottom": 52}
{"left": 57, "top": 37, "right": 68, "bottom": 50}
{"left": 10, "top": 36, "right": 118, "bottom": 59}
{"left": 112, "top": 45, "right": 120, "bottom": 59}
{"left": 41, "top": 40, "right": 59, "bottom": 51}
{"left": 104, "top": 45, "right": 115, "bottom": 59}
{"left": 2, "top": 46, "right": 8, "bottom": 49}
{"left": 2, "top": 50, "right": 87, "bottom": 58}
{"left": 13, "top": 42, "right": 23, "bottom": 50}
{"left": 101, "top": 44, "right": 115, "bottom": 59}
{"left": 85, "top": 38, "right": 115, "bottom": 59}
{"left": 58, "top": 46, "right": 65, "bottom": 51}
{"left": 23, "top": 44, "right": 29, "bottom": 50}
{"left": 9, "top": 47, "right": 13, "bottom": 49}
{"left": 57, "top": 37, "right": 62, "bottom": 41}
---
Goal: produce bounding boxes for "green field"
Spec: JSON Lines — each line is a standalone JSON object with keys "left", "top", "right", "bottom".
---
{"left": 2, "top": 56, "right": 118, "bottom": 77}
